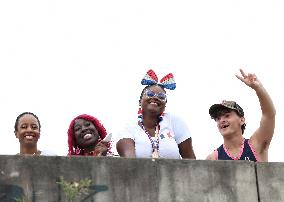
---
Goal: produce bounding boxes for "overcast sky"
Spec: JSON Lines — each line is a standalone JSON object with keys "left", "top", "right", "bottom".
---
{"left": 0, "top": 0, "right": 283, "bottom": 161}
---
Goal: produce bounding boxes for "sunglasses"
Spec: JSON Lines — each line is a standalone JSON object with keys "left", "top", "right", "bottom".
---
{"left": 144, "top": 89, "right": 167, "bottom": 102}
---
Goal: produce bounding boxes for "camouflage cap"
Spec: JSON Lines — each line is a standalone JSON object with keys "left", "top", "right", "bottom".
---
{"left": 209, "top": 100, "right": 244, "bottom": 119}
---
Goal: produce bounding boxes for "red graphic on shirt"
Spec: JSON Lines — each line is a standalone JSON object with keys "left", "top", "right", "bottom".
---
{"left": 167, "top": 132, "right": 172, "bottom": 138}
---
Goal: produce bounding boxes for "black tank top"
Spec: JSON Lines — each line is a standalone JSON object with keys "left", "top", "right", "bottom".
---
{"left": 216, "top": 139, "right": 258, "bottom": 162}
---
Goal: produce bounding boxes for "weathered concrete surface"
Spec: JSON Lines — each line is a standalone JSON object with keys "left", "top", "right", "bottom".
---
{"left": 0, "top": 155, "right": 60, "bottom": 202}
{"left": 157, "top": 159, "right": 258, "bottom": 202}
{"left": 0, "top": 155, "right": 259, "bottom": 202}
{"left": 257, "top": 162, "right": 284, "bottom": 202}
{"left": 0, "top": 155, "right": 158, "bottom": 202}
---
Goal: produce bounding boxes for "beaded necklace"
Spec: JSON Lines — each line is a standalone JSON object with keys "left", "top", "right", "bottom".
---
{"left": 139, "top": 121, "right": 160, "bottom": 158}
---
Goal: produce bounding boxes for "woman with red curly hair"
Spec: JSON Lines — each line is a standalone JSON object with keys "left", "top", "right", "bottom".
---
{"left": 67, "top": 114, "right": 111, "bottom": 156}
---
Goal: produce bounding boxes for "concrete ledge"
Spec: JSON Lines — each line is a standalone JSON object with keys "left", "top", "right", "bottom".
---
{"left": 257, "top": 162, "right": 284, "bottom": 202}
{"left": 0, "top": 155, "right": 275, "bottom": 202}
{"left": 157, "top": 159, "right": 257, "bottom": 202}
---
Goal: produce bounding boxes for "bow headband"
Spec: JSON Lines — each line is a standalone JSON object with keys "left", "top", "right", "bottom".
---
{"left": 141, "top": 69, "right": 176, "bottom": 90}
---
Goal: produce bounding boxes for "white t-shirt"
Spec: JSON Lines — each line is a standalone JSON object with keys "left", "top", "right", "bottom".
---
{"left": 40, "top": 150, "right": 57, "bottom": 156}
{"left": 16, "top": 150, "right": 57, "bottom": 156}
{"left": 114, "top": 113, "right": 191, "bottom": 159}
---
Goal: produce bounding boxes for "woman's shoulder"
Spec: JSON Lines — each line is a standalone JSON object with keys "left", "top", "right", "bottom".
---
{"left": 112, "top": 119, "right": 140, "bottom": 142}
{"left": 118, "top": 116, "right": 141, "bottom": 131}
{"left": 40, "top": 150, "right": 57, "bottom": 156}
{"left": 162, "top": 112, "right": 185, "bottom": 122}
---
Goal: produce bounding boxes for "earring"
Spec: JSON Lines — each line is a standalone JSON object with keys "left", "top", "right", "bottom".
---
{"left": 75, "top": 147, "right": 81, "bottom": 155}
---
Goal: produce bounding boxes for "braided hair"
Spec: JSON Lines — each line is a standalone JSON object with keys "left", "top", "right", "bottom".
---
{"left": 67, "top": 114, "right": 110, "bottom": 155}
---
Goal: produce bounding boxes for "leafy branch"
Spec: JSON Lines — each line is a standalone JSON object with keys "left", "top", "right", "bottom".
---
{"left": 57, "top": 176, "right": 92, "bottom": 202}
{"left": 14, "top": 197, "right": 31, "bottom": 202}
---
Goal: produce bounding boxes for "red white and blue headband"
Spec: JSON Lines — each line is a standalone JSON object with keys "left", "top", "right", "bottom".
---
{"left": 141, "top": 69, "right": 176, "bottom": 90}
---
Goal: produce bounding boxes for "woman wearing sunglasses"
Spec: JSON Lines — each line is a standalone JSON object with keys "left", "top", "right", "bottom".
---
{"left": 115, "top": 70, "right": 196, "bottom": 159}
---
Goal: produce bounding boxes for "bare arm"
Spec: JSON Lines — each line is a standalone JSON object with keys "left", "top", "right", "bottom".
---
{"left": 236, "top": 69, "right": 276, "bottom": 156}
{"left": 206, "top": 151, "right": 216, "bottom": 160}
{"left": 116, "top": 138, "right": 136, "bottom": 158}
{"left": 178, "top": 138, "right": 196, "bottom": 159}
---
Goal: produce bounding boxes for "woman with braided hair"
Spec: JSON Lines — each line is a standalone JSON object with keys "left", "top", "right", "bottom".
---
{"left": 67, "top": 114, "right": 111, "bottom": 156}
{"left": 115, "top": 69, "right": 196, "bottom": 159}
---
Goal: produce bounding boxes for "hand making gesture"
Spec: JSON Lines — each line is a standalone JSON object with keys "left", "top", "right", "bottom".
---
{"left": 235, "top": 69, "right": 262, "bottom": 90}
{"left": 94, "top": 142, "right": 109, "bottom": 157}
{"left": 237, "top": 68, "right": 275, "bottom": 161}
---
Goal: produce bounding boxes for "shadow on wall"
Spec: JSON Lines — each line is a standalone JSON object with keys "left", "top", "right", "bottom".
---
{"left": 0, "top": 183, "right": 108, "bottom": 202}
{"left": 0, "top": 184, "right": 24, "bottom": 202}
{"left": 81, "top": 185, "right": 108, "bottom": 201}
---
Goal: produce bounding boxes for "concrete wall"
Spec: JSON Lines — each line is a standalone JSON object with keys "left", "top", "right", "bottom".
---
{"left": 0, "top": 155, "right": 282, "bottom": 202}
{"left": 257, "top": 162, "right": 284, "bottom": 202}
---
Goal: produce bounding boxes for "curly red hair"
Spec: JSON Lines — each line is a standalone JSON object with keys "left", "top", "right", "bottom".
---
{"left": 67, "top": 114, "right": 110, "bottom": 155}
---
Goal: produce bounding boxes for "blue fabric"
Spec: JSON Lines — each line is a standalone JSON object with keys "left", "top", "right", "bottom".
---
{"left": 217, "top": 139, "right": 257, "bottom": 162}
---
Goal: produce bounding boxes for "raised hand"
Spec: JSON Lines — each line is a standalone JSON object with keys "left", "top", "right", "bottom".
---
{"left": 235, "top": 69, "right": 262, "bottom": 89}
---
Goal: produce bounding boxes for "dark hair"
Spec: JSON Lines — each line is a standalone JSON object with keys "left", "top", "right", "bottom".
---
{"left": 14, "top": 112, "right": 41, "bottom": 132}
{"left": 214, "top": 108, "right": 246, "bottom": 134}
{"left": 139, "top": 84, "right": 166, "bottom": 105}
{"left": 241, "top": 123, "right": 246, "bottom": 134}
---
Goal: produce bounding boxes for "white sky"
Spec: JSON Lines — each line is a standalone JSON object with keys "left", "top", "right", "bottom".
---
{"left": 0, "top": 1, "right": 283, "bottom": 161}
